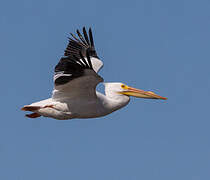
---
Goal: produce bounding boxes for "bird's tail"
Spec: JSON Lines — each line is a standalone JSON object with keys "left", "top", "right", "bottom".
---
{"left": 21, "top": 105, "right": 41, "bottom": 111}
{"left": 25, "top": 113, "right": 41, "bottom": 118}
{"left": 21, "top": 105, "right": 41, "bottom": 118}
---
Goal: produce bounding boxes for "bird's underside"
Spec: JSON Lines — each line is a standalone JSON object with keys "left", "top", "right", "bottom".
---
{"left": 21, "top": 91, "right": 125, "bottom": 120}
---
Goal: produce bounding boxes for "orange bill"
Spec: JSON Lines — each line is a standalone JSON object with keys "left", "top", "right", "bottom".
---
{"left": 120, "top": 86, "right": 167, "bottom": 100}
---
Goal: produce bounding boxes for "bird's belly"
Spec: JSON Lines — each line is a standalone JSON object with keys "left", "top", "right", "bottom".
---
{"left": 38, "top": 99, "right": 111, "bottom": 120}
{"left": 66, "top": 101, "right": 110, "bottom": 119}
{"left": 38, "top": 107, "right": 74, "bottom": 120}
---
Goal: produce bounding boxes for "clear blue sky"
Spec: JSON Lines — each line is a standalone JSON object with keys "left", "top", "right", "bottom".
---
{"left": 1, "top": 0, "right": 210, "bottom": 179}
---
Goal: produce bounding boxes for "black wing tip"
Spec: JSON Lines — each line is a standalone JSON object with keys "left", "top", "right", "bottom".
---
{"left": 76, "top": 29, "right": 80, "bottom": 35}
{"left": 88, "top": 27, "right": 92, "bottom": 34}
{"left": 64, "top": 26, "right": 97, "bottom": 58}
{"left": 88, "top": 27, "right": 94, "bottom": 47}
{"left": 80, "top": 26, "right": 88, "bottom": 31}
{"left": 70, "top": 26, "right": 94, "bottom": 45}
{"left": 82, "top": 27, "right": 90, "bottom": 45}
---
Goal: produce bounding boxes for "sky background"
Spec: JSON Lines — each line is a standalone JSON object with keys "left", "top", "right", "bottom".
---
{"left": 0, "top": 0, "right": 210, "bottom": 179}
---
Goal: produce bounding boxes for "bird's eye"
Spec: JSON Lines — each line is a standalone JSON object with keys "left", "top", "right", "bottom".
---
{"left": 121, "top": 85, "right": 125, "bottom": 88}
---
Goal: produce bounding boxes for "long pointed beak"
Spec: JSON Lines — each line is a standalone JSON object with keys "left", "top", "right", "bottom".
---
{"left": 121, "top": 86, "right": 167, "bottom": 100}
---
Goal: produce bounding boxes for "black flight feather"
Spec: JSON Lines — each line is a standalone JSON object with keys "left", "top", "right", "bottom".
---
{"left": 89, "top": 28, "right": 95, "bottom": 48}
{"left": 54, "top": 50, "right": 93, "bottom": 86}
{"left": 83, "top": 27, "right": 90, "bottom": 45}
{"left": 76, "top": 29, "right": 88, "bottom": 47}
{"left": 64, "top": 27, "right": 98, "bottom": 59}
{"left": 86, "top": 51, "right": 93, "bottom": 69}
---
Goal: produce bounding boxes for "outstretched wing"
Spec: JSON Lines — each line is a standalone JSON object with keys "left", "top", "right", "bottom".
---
{"left": 52, "top": 50, "right": 103, "bottom": 100}
{"left": 64, "top": 27, "right": 103, "bottom": 73}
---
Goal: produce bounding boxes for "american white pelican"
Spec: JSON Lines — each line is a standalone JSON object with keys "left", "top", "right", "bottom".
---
{"left": 21, "top": 27, "right": 167, "bottom": 120}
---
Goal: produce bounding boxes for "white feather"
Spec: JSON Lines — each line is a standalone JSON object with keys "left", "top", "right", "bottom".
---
{"left": 90, "top": 57, "right": 103, "bottom": 73}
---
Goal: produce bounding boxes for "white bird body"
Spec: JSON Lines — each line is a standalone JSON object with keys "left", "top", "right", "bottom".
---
{"left": 21, "top": 27, "right": 166, "bottom": 120}
{"left": 26, "top": 83, "right": 130, "bottom": 120}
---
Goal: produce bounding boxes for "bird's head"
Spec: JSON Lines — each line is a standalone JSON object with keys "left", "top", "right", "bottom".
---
{"left": 104, "top": 82, "right": 167, "bottom": 100}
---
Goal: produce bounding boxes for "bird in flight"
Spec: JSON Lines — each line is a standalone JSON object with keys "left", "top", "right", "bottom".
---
{"left": 21, "top": 27, "right": 167, "bottom": 120}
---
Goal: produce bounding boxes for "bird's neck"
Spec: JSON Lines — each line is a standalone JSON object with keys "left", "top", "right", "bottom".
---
{"left": 96, "top": 92, "right": 130, "bottom": 114}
